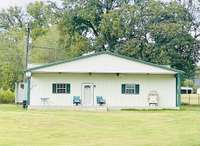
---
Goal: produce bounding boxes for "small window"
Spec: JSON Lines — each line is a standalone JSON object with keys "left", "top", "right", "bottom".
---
{"left": 121, "top": 84, "right": 140, "bottom": 95}
{"left": 20, "top": 84, "right": 24, "bottom": 89}
{"left": 52, "top": 83, "right": 71, "bottom": 94}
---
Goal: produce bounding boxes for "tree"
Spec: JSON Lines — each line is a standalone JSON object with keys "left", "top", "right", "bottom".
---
{"left": 0, "top": 0, "right": 199, "bottom": 90}
{"left": 183, "top": 79, "right": 195, "bottom": 88}
{"left": 0, "top": 2, "right": 60, "bottom": 90}
{"left": 27, "top": 1, "right": 56, "bottom": 39}
{"left": 0, "top": 2, "right": 57, "bottom": 39}
{"left": 30, "top": 25, "right": 65, "bottom": 63}
{"left": 0, "top": 29, "right": 24, "bottom": 90}
{"left": 145, "top": 1, "right": 199, "bottom": 78}
{"left": 0, "top": 6, "right": 25, "bottom": 29}
{"left": 58, "top": 0, "right": 200, "bottom": 78}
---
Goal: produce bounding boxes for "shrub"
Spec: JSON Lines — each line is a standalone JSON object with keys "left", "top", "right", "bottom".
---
{"left": 0, "top": 89, "right": 15, "bottom": 104}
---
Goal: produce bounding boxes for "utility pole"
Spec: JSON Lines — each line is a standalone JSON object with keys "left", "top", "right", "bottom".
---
{"left": 23, "top": 23, "right": 31, "bottom": 109}
{"left": 24, "top": 23, "right": 31, "bottom": 70}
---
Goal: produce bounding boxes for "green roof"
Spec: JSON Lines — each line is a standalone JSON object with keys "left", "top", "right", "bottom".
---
{"left": 27, "top": 51, "right": 184, "bottom": 74}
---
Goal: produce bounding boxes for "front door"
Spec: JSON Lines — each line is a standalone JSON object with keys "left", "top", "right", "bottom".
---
{"left": 82, "top": 83, "right": 94, "bottom": 106}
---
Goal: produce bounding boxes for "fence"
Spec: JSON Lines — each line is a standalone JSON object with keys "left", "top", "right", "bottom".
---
{"left": 181, "top": 94, "right": 200, "bottom": 105}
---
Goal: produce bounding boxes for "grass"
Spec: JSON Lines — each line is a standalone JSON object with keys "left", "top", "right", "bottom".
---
{"left": 0, "top": 105, "right": 200, "bottom": 146}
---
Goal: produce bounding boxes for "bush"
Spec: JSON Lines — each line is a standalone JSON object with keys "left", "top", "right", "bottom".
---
{"left": 183, "top": 79, "right": 195, "bottom": 88}
{"left": 0, "top": 89, "right": 15, "bottom": 104}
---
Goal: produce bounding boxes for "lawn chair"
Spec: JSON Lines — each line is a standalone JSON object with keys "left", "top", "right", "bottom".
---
{"left": 148, "top": 91, "right": 159, "bottom": 107}
{"left": 96, "top": 96, "right": 106, "bottom": 106}
{"left": 40, "top": 97, "right": 49, "bottom": 105}
{"left": 73, "top": 96, "right": 81, "bottom": 106}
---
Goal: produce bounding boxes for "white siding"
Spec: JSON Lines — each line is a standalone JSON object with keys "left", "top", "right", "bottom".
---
{"left": 30, "top": 73, "right": 176, "bottom": 108}
{"left": 15, "top": 82, "right": 24, "bottom": 103}
{"left": 33, "top": 54, "right": 176, "bottom": 74}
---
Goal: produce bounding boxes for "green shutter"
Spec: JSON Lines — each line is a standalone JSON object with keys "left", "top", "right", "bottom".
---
{"left": 52, "top": 84, "right": 56, "bottom": 93}
{"left": 135, "top": 84, "right": 140, "bottom": 94}
{"left": 66, "top": 84, "right": 71, "bottom": 94}
{"left": 121, "top": 84, "right": 126, "bottom": 94}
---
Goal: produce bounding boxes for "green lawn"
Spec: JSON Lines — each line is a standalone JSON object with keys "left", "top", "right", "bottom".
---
{"left": 0, "top": 105, "right": 200, "bottom": 146}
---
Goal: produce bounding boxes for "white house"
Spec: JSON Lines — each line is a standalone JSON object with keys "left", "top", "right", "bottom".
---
{"left": 25, "top": 51, "right": 182, "bottom": 109}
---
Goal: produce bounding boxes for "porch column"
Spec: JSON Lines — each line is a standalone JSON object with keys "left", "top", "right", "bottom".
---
{"left": 176, "top": 73, "right": 181, "bottom": 107}
{"left": 24, "top": 72, "right": 31, "bottom": 106}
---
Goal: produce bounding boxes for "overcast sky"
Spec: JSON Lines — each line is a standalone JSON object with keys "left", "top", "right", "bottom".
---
{"left": 0, "top": 0, "right": 35, "bottom": 9}
{"left": 0, "top": 0, "right": 59, "bottom": 10}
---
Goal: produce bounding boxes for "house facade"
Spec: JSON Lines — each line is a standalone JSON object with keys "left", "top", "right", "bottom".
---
{"left": 25, "top": 52, "right": 182, "bottom": 109}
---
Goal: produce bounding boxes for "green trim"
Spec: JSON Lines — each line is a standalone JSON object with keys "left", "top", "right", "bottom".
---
{"left": 135, "top": 84, "right": 140, "bottom": 94}
{"left": 27, "top": 78, "right": 30, "bottom": 105}
{"left": 176, "top": 73, "right": 181, "bottom": 107}
{"left": 26, "top": 51, "right": 184, "bottom": 73}
{"left": 121, "top": 84, "right": 126, "bottom": 94}
{"left": 24, "top": 78, "right": 31, "bottom": 105}
{"left": 52, "top": 83, "right": 56, "bottom": 93}
{"left": 66, "top": 83, "right": 71, "bottom": 94}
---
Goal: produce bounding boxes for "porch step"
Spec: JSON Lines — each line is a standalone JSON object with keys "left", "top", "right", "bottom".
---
{"left": 28, "top": 105, "right": 109, "bottom": 112}
{"left": 72, "top": 106, "right": 108, "bottom": 112}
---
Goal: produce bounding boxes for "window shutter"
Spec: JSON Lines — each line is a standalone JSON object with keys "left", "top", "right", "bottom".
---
{"left": 121, "top": 84, "right": 126, "bottom": 94}
{"left": 52, "top": 84, "right": 56, "bottom": 93}
{"left": 135, "top": 84, "right": 140, "bottom": 94}
{"left": 66, "top": 84, "right": 71, "bottom": 94}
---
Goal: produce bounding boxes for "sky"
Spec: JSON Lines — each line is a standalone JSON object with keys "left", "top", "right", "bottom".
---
{"left": 0, "top": 0, "right": 36, "bottom": 9}
{"left": 0, "top": 0, "right": 56, "bottom": 10}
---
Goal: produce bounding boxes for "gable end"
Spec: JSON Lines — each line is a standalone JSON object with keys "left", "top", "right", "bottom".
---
{"left": 27, "top": 51, "right": 183, "bottom": 74}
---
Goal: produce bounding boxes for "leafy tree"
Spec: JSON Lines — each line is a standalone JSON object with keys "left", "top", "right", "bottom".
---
{"left": 183, "top": 79, "right": 195, "bottom": 88}
{"left": 0, "top": 6, "right": 25, "bottom": 29}
{"left": 27, "top": 1, "right": 56, "bottom": 39}
{"left": 0, "top": 1, "right": 60, "bottom": 90}
{"left": 30, "top": 25, "right": 65, "bottom": 63}
{"left": 0, "top": 29, "right": 24, "bottom": 90}
{"left": 58, "top": 0, "right": 200, "bottom": 78}
{"left": 0, "top": 0, "right": 200, "bottom": 90}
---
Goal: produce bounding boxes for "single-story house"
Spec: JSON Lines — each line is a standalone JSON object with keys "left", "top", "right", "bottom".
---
{"left": 25, "top": 51, "right": 182, "bottom": 109}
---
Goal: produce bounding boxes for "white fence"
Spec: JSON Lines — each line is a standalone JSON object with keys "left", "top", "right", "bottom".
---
{"left": 181, "top": 94, "right": 200, "bottom": 105}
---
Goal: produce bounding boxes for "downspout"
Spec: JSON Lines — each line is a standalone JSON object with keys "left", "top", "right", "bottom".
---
{"left": 176, "top": 73, "right": 181, "bottom": 107}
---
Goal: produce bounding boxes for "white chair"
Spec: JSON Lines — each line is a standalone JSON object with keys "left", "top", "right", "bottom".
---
{"left": 40, "top": 97, "right": 49, "bottom": 105}
{"left": 148, "top": 91, "right": 159, "bottom": 106}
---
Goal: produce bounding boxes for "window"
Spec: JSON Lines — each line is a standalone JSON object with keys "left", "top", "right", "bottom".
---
{"left": 121, "top": 84, "right": 140, "bottom": 95}
{"left": 20, "top": 84, "right": 24, "bottom": 89}
{"left": 52, "top": 83, "right": 71, "bottom": 94}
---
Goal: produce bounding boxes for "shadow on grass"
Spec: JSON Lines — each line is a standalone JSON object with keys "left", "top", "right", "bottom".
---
{"left": 180, "top": 104, "right": 200, "bottom": 111}
{"left": 0, "top": 104, "right": 24, "bottom": 112}
{"left": 121, "top": 104, "right": 200, "bottom": 112}
{"left": 121, "top": 108, "right": 179, "bottom": 112}
{"left": 1, "top": 104, "right": 200, "bottom": 112}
